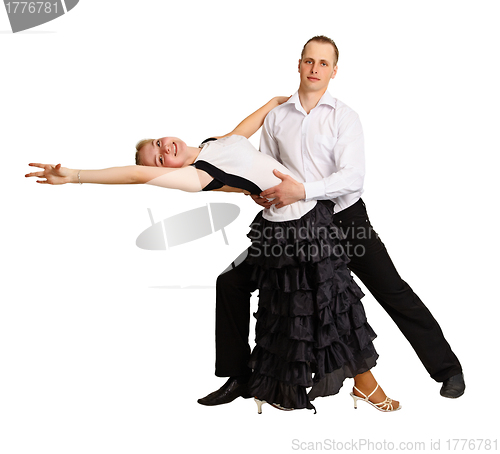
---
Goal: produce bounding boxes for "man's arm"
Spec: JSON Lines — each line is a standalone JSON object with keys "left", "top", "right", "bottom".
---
{"left": 259, "top": 110, "right": 282, "bottom": 162}
{"left": 257, "top": 110, "right": 305, "bottom": 207}
{"left": 260, "top": 109, "right": 365, "bottom": 207}
{"left": 249, "top": 112, "right": 288, "bottom": 208}
{"left": 302, "top": 110, "right": 365, "bottom": 201}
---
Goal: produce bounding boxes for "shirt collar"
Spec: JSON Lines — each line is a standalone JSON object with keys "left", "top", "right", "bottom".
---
{"left": 287, "top": 90, "right": 336, "bottom": 114}
{"left": 316, "top": 90, "right": 336, "bottom": 108}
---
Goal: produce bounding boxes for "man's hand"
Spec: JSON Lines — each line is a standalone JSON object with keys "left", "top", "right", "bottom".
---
{"left": 259, "top": 170, "right": 306, "bottom": 208}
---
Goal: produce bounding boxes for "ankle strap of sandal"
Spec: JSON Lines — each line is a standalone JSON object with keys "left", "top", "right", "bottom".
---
{"left": 353, "top": 383, "right": 379, "bottom": 399}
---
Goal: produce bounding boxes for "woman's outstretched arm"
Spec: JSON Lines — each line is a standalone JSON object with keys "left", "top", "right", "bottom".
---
{"left": 26, "top": 163, "right": 213, "bottom": 192}
{"left": 216, "top": 96, "right": 290, "bottom": 139}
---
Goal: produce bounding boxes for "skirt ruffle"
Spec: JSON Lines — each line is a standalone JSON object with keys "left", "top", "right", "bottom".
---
{"left": 245, "top": 201, "right": 378, "bottom": 410}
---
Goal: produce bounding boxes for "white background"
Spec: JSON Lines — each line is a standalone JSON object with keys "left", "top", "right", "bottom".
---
{"left": 1, "top": 1, "right": 499, "bottom": 452}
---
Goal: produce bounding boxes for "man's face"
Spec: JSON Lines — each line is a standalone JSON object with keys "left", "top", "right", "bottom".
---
{"left": 139, "top": 137, "right": 188, "bottom": 168}
{"left": 298, "top": 41, "right": 338, "bottom": 93}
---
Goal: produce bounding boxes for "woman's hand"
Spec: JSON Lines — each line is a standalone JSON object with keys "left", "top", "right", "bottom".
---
{"left": 248, "top": 194, "right": 274, "bottom": 209}
{"left": 220, "top": 96, "right": 292, "bottom": 140}
{"left": 274, "top": 96, "right": 291, "bottom": 105}
{"left": 25, "top": 163, "right": 76, "bottom": 185}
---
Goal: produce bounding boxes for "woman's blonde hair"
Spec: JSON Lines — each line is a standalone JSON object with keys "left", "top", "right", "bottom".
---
{"left": 135, "top": 139, "right": 152, "bottom": 165}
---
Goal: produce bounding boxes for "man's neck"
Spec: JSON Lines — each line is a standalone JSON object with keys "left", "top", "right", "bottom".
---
{"left": 297, "top": 87, "right": 327, "bottom": 114}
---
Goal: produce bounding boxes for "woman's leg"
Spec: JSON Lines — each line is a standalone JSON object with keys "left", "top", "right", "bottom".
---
{"left": 353, "top": 371, "right": 400, "bottom": 410}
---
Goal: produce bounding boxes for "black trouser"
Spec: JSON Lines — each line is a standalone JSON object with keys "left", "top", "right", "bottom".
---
{"left": 215, "top": 199, "right": 462, "bottom": 382}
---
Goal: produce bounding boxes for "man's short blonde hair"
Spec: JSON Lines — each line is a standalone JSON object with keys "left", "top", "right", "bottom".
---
{"left": 301, "top": 35, "right": 339, "bottom": 66}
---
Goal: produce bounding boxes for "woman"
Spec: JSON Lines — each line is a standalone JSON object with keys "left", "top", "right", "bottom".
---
{"left": 26, "top": 97, "right": 400, "bottom": 413}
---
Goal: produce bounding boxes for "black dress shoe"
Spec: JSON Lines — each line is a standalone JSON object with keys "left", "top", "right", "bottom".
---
{"left": 197, "top": 377, "right": 252, "bottom": 406}
{"left": 440, "top": 373, "right": 465, "bottom": 398}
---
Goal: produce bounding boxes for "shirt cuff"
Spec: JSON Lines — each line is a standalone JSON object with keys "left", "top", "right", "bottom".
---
{"left": 303, "top": 180, "right": 326, "bottom": 201}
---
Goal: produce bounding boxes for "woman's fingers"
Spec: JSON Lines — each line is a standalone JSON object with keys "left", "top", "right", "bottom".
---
{"left": 26, "top": 163, "right": 63, "bottom": 183}
{"left": 25, "top": 170, "right": 48, "bottom": 178}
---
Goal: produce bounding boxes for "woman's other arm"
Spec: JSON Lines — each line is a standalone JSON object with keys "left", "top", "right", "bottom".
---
{"left": 216, "top": 96, "right": 290, "bottom": 139}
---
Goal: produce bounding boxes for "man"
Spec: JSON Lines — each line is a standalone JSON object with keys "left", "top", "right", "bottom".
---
{"left": 198, "top": 35, "right": 464, "bottom": 406}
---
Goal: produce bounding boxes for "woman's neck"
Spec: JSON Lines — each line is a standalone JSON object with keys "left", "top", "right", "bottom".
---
{"left": 185, "top": 146, "right": 202, "bottom": 165}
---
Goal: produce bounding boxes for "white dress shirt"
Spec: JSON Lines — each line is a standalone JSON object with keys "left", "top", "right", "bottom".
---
{"left": 259, "top": 91, "right": 365, "bottom": 213}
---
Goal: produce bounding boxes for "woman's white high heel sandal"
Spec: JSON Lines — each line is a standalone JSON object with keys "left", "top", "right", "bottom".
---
{"left": 349, "top": 384, "right": 401, "bottom": 412}
{"left": 254, "top": 398, "right": 294, "bottom": 414}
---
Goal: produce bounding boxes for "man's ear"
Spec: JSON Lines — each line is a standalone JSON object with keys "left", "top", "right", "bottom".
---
{"left": 331, "top": 65, "right": 338, "bottom": 80}
{"left": 298, "top": 59, "right": 301, "bottom": 72}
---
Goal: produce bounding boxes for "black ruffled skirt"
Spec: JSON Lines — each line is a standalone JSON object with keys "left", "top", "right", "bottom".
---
{"left": 245, "top": 201, "right": 378, "bottom": 411}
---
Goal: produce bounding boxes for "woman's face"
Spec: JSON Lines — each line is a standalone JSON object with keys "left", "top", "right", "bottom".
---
{"left": 139, "top": 137, "right": 188, "bottom": 167}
